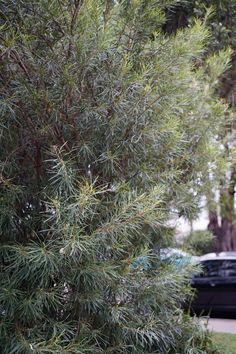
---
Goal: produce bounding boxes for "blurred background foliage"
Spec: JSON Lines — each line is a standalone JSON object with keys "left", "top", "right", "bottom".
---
{"left": 164, "top": 0, "right": 236, "bottom": 252}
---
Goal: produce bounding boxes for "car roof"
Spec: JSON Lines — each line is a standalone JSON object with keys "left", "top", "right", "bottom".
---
{"left": 200, "top": 252, "right": 236, "bottom": 261}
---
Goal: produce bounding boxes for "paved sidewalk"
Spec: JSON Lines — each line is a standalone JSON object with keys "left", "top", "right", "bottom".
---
{"left": 201, "top": 318, "right": 236, "bottom": 334}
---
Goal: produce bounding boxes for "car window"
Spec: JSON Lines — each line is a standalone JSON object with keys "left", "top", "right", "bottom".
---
{"left": 199, "top": 260, "right": 224, "bottom": 277}
{"left": 196, "top": 259, "right": 236, "bottom": 278}
{"left": 221, "top": 260, "right": 236, "bottom": 277}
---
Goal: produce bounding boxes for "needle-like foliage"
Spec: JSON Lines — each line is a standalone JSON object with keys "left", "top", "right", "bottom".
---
{"left": 0, "top": 0, "right": 230, "bottom": 353}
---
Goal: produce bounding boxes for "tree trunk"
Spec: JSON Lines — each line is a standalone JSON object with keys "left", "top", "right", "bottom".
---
{"left": 208, "top": 168, "right": 236, "bottom": 251}
{"left": 209, "top": 213, "right": 236, "bottom": 251}
{"left": 207, "top": 52, "right": 236, "bottom": 251}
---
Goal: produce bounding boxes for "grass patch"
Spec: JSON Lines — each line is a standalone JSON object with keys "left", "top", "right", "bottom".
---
{"left": 212, "top": 332, "right": 236, "bottom": 354}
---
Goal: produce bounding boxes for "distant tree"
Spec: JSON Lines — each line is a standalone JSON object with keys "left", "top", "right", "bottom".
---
{"left": 0, "top": 0, "right": 229, "bottom": 352}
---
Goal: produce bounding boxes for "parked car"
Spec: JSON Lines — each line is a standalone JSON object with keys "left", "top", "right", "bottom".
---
{"left": 190, "top": 252, "right": 236, "bottom": 315}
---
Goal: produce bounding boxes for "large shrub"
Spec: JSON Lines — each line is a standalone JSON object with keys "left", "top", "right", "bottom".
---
{"left": 0, "top": 0, "right": 230, "bottom": 353}
{"left": 183, "top": 230, "right": 215, "bottom": 255}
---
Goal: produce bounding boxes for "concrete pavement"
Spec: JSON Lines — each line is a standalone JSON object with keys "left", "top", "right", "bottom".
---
{"left": 201, "top": 318, "right": 236, "bottom": 334}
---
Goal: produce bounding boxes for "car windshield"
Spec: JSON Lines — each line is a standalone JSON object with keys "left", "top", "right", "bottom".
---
{"left": 197, "top": 259, "right": 236, "bottom": 277}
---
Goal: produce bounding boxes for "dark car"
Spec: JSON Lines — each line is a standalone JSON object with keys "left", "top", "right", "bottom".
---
{"left": 190, "top": 252, "right": 236, "bottom": 316}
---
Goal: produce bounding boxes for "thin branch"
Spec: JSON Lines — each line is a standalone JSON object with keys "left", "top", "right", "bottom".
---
{"left": 67, "top": 1, "right": 83, "bottom": 58}
{"left": 10, "top": 50, "right": 31, "bottom": 81}
{"left": 70, "top": 0, "right": 83, "bottom": 35}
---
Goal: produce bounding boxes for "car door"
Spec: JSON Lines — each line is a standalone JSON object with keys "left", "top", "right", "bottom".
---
{"left": 191, "top": 260, "right": 224, "bottom": 312}
{"left": 209, "top": 260, "right": 236, "bottom": 312}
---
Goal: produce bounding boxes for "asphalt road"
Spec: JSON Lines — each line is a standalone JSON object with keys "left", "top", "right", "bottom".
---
{"left": 201, "top": 318, "right": 236, "bottom": 334}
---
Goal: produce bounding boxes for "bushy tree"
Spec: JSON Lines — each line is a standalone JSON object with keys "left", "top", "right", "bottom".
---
{"left": 165, "top": 0, "right": 236, "bottom": 251}
{"left": 182, "top": 230, "right": 215, "bottom": 255}
{"left": 0, "top": 0, "right": 229, "bottom": 353}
